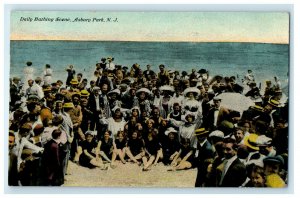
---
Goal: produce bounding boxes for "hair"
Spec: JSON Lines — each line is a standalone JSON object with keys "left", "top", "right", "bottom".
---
{"left": 77, "top": 73, "right": 83, "bottom": 77}
{"left": 27, "top": 101, "right": 39, "bottom": 112}
{"left": 52, "top": 115, "right": 64, "bottom": 126}
{"left": 45, "top": 64, "right": 51, "bottom": 68}
{"left": 52, "top": 129, "right": 62, "bottom": 139}
{"left": 223, "top": 137, "right": 239, "bottom": 151}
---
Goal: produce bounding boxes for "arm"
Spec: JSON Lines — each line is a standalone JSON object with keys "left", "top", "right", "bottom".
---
{"left": 181, "top": 150, "right": 193, "bottom": 162}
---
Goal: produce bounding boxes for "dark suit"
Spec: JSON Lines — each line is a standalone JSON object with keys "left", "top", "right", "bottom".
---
{"left": 42, "top": 139, "right": 63, "bottom": 186}
{"left": 88, "top": 94, "right": 104, "bottom": 133}
{"left": 203, "top": 107, "right": 230, "bottom": 131}
{"left": 218, "top": 157, "right": 247, "bottom": 187}
{"left": 195, "top": 139, "right": 215, "bottom": 187}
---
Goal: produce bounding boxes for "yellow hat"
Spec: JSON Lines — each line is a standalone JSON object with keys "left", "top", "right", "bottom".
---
{"left": 265, "top": 174, "right": 286, "bottom": 188}
{"left": 268, "top": 99, "right": 280, "bottom": 107}
{"left": 70, "top": 79, "right": 79, "bottom": 85}
{"left": 194, "top": 128, "right": 210, "bottom": 136}
{"left": 250, "top": 105, "right": 265, "bottom": 112}
{"left": 80, "top": 89, "right": 90, "bottom": 97}
{"left": 244, "top": 133, "right": 259, "bottom": 151}
{"left": 43, "top": 87, "right": 52, "bottom": 92}
{"left": 63, "top": 102, "right": 74, "bottom": 108}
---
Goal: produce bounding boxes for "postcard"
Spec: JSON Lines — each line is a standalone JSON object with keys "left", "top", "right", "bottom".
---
{"left": 8, "top": 11, "right": 289, "bottom": 188}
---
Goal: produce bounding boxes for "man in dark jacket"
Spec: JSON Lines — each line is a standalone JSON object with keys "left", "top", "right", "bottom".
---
{"left": 194, "top": 128, "right": 215, "bottom": 187}
{"left": 218, "top": 137, "right": 247, "bottom": 187}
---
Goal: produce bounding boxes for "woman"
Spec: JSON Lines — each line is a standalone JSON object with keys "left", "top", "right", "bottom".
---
{"left": 142, "top": 131, "right": 162, "bottom": 171}
{"left": 125, "top": 131, "right": 145, "bottom": 165}
{"left": 161, "top": 127, "right": 180, "bottom": 165}
{"left": 79, "top": 131, "right": 106, "bottom": 169}
{"left": 113, "top": 131, "right": 127, "bottom": 164}
{"left": 169, "top": 138, "right": 195, "bottom": 171}
{"left": 133, "top": 88, "right": 152, "bottom": 117}
{"left": 99, "top": 131, "right": 116, "bottom": 168}
{"left": 66, "top": 65, "right": 76, "bottom": 87}
{"left": 43, "top": 64, "right": 53, "bottom": 86}
{"left": 245, "top": 165, "right": 266, "bottom": 187}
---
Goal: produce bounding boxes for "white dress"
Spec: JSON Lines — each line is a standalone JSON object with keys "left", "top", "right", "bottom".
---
{"left": 43, "top": 68, "right": 53, "bottom": 85}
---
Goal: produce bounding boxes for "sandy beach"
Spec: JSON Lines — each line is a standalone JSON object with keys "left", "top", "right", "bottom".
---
{"left": 64, "top": 160, "right": 197, "bottom": 187}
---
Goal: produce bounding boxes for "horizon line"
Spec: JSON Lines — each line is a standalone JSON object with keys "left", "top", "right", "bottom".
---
{"left": 9, "top": 39, "right": 289, "bottom": 45}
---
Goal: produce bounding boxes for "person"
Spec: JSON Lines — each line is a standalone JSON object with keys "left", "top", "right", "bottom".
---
{"left": 157, "top": 64, "right": 170, "bottom": 86}
{"left": 99, "top": 130, "right": 114, "bottom": 166}
{"left": 218, "top": 137, "right": 247, "bottom": 187}
{"left": 79, "top": 131, "right": 106, "bottom": 169}
{"left": 161, "top": 127, "right": 180, "bottom": 165}
{"left": 245, "top": 165, "right": 266, "bottom": 187}
{"left": 143, "top": 64, "right": 155, "bottom": 81}
{"left": 194, "top": 128, "right": 215, "bottom": 187}
{"left": 66, "top": 65, "right": 76, "bottom": 87}
{"left": 10, "top": 77, "right": 22, "bottom": 108}
{"left": 106, "top": 57, "right": 115, "bottom": 72}
{"left": 8, "top": 131, "right": 18, "bottom": 186}
{"left": 142, "top": 131, "right": 162, "bottom": 171}
{"left": 43, "top": 64, "right": 53, "bottom": 86}
{"left": 125, "top": 131, "right": 144, "bottom": 164}
{"left": 169, "top": 138, "right": 195, "bottom": 171}
{"left": 203, "top": 97, "right": 230, "bottom": 131}
{"left": 23, "top": 61, "right": 35, "bottom": 91}
{"left": 112, "top": 130, "right": 127, "bottom": 165}
{"left": 41, "top": 129, "right": 64, "bottom": 186}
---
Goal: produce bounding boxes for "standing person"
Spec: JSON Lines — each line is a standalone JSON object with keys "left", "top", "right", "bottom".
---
{"left": 218, "top": 137, "right": 247, "bottom": 187}
{"left": 8, "top": 131, "right": 18, "bottom": 186}
{"left": 157, "top": 64, "right": 170, "bottom": 86}
{"left": 10, "top": 77, "right": 22, "bottom": 109}
{"left": 194, "top": 128, "right": 215, "bottom": 187}
{"left": 106, "top": 57, "right": 115, "bottom": 73}
{"left": 43, "top": 64, "right": 53, "bottom": 86}
{"left": 42, "top": 129, "right": 64, "bottom": 186}
{"left": 23, "top": 61, "right": 35, "bottom": 91}
{"left": 66, "top": 65, "right": 76, "bottom": 87}
{"left": 143, "top": 64, "right": 155, "bottom": 81}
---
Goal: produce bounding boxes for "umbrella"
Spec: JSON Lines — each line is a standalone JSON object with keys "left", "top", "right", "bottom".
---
{"left": 209, "top": 92, "right": 255, "bottom": 114}
{"left": 136, "top": 88, "right": 151, "bottom": 95}
{"left": 159, "top": 85, "right": 175, "bottom": 92}
{"left": 183, "top": 87, "right": 200, "bottom": 97}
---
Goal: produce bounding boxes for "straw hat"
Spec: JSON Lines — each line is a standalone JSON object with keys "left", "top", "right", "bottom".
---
{"left": 70, "top": 79, "right": 79, "bottom": 85}
{"left": 244, "top": 133, "right": 259, "bottom": 151}
{"left": 183, "top": 87, "right": 200, "bottom": 97}
{"left": 63, "top": 102, "right": 74, "bottom": 108}
{"left": 194, "top": 128, "right": 210, "bottom": 136}
{"left": 268, "top": 99, "right": 280, "bottom": 107}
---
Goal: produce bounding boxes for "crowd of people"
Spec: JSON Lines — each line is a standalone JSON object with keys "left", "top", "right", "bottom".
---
{"left": 8, "top": 58, "right": 288, "bottom": 187}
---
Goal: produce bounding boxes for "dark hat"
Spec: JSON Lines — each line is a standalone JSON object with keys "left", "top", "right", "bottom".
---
{"left": 194, "top": 128, "right": 210, "bottom": 136}
{"left": 26, "top": 61, "right": 32, "bottom": 66}
{"left": 101, "top": 58, "right": 106, "bottom": 61}
{"left": 263, "top": 155, "right": 284, "bottom": 166}
{"left": 198, "top": 69, "right": 207, "bottom": 74}
{"left": 159, "top": 64, "right": 165, "bottom": 68}
{"left": 122, "top": 66, "right": 128, "bottom": 70}
{"left": 13, "top": 77, "right": 21, "bottom": 81}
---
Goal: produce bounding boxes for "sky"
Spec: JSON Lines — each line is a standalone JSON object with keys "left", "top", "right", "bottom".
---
{"left": 11, "top": 11, "right": 289, "bottom": 43}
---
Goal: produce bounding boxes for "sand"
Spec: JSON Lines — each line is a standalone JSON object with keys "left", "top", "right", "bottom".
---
{"left": 63, "top": 160, "right": 197, "bottom": 187}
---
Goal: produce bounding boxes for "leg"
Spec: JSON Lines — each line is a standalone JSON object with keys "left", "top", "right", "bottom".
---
{"left": 153, "top": 149, "right": 163, "bottom": 165}
{"left": 110, "top": 150, "right": 117, "bottom": 168}
{"left": 117, "top": 149, "right": 126, "bottom": 164}
{"left": 100, "top": 151, "right": 111, "bottom": 163}
{"left": 73, "top": 146, "right": 82, "bottom": 163}
{"left": 144, "top": 155, "right": 155, "bottom": 170}
{"left": 175, "top": 161, "right": 192, "bottom": 170}
{"left": 125, "top": 148, "right": 139, "bottom": 163}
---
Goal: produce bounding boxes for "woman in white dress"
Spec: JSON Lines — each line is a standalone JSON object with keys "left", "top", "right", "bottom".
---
{"left": 43, "top": 64, "right": 53, "bottom": 86}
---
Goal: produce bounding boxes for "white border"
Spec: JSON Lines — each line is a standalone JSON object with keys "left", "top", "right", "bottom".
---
{"left": 1, "top": 1, "right": 298, "bottom": 197}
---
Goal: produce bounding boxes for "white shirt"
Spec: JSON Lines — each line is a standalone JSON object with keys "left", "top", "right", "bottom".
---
{"left": 214, "top": 108, "right": 219, "bottom": 126}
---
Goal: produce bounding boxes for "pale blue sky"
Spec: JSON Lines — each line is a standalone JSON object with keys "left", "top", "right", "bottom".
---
{"left": 11, "top": 11, "right": 289, "bottom": 43}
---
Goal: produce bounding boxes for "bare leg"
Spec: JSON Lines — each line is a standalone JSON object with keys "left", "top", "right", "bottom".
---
{"left": 153, "top": 150, "right": 163, "bottom": 165}
{"left": 144, "top": 155, "right": 155, "bottom": 170}
{"left": 125, "top": 148, "right": 139, "bottom": 163}
{"left": 142, "top": 156, "right": 148, "bottom": 168}
{"left": 73, "top": 146, "right": 82, "bottom": 163}
{"left": 90, "top": 158, "right": 106, "bottom": 169}
{"left": 117, "top": 149, "right": 126, "bottom": 164}
{"left": 175, "top": 161, "right": 192, "bottom": 170}
{"left": 110, "top": 150, "right": 117, "bottom": 168}
{"left": 100, "top": 151, "right": 111, "bottom": 163}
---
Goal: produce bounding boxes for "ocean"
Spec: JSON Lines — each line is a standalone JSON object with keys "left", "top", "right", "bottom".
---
{"left": 10, "top": 41, "right": 289, "bottom": 88}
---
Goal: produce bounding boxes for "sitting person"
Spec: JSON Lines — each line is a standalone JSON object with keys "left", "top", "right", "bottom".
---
{"left": 169, "top": 138, "right": 195, "bottom": 171}
{"left": 161, "top": 127, "right": 180, "bottom": 165}
{"left": 142, "top": 130, "right": 162, "bottom": 171}
{"left": 79, "top": 131, "right": 107, "bottom": 169}
{"left": 113, "top": 130, "right": 127, "bottom": 165}
{"left": 125, "top": 131, "right": 145, "bottom": 165}
{"left": 99, "top": 130, "right": 115, "bottom": 167}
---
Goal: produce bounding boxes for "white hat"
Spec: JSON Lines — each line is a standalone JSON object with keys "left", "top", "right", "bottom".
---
{"left": 256, "top": 135, "right": 272, "bottom": 146}
{"left": 183, "top": 87, "right": 200, "bottom": 97}
{"left": 165, "top": 127, "right": 178, "bottom": 136}
{"left": 209, "top": 130, "right": 224, "bottom": 139}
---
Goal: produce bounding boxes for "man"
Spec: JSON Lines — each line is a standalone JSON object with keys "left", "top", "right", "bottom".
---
{"left": 143, "top": 64, "right": 155, "bottom": 81}
{"left": 203, "top": 97, "right": 230, "bottom": 131}
{"left": 10, "top": 77, "right": 22, "bottom": 108}
{"left": 218, "top": 137, "right": 247, "bottom": 187}
{"left": 157, "top": 64, "right": 170, "bottom": 86}
{"left": 194, "top": 128, "right": 215, "bottom": 187}
{"left": 106, "top": 57, "right": 115, "bottom": 72}
{"left": 8, "top": 131, "right": 18, "bottom": 186}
